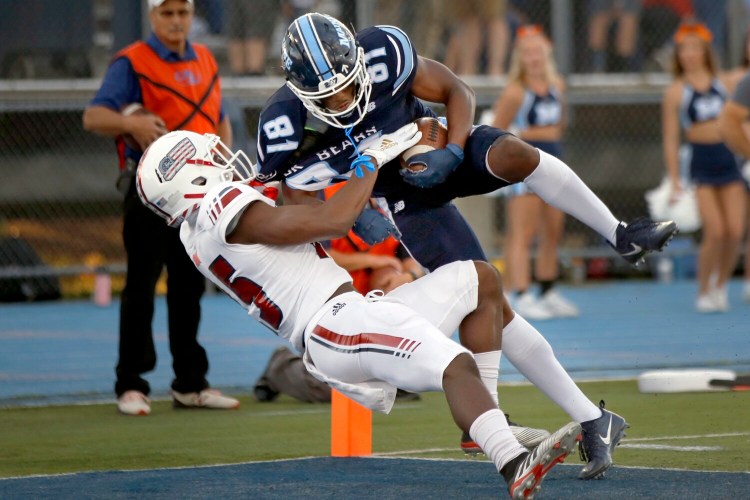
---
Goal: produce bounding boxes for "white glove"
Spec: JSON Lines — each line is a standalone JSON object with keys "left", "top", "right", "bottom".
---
{"left": 350, "top": 123, "right": 422, "bottom": 177}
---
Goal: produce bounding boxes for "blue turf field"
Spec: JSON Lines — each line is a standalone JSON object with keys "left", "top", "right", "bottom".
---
{"left": 1, "top": 458, "right": 749, "bottom": 499}
{"left": 1, "top": 279, "right": 749, "bottom": 405}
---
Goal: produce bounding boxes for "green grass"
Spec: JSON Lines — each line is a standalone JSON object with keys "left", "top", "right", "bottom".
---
{"left": 1, "top": 380, "right": 748, "bottom": 478}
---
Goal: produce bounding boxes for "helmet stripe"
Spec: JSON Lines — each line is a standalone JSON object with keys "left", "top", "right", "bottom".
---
{"left": 297, "top": 14, "right": 333, "bottom": 81}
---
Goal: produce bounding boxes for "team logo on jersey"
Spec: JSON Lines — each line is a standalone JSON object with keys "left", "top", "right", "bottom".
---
{"left": 331, "top": 302, "right": 345, "bottom": 316}
{"left": 174, "top": 69, "right": 201, "bottom": 86}
{"left": 159, "top": 137, "right": 196, "bottom": 181}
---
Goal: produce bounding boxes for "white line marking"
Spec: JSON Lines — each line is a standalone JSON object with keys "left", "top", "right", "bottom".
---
{"left": 625, "top": 432, "right": 750, "bottom": 442}
{"left": 620, "top": 444, "right": 722, "bottom": 451}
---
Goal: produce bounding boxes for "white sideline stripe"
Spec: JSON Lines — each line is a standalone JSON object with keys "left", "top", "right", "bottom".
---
{"left": 372, "top": 431, "right": 750, "bottom": 457}
{"left": 620, "top": 444, "right": 722, "bottom": 451}
{"left": 625, "top": 432, "right": 750, "bottom": 442}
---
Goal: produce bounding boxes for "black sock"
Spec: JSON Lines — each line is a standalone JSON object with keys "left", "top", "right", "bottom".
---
{"left": 538, "top": 280, "right": 555, "bottom": 296}
{"left": 500, "top": 452, "right": 529, "bottom": 483}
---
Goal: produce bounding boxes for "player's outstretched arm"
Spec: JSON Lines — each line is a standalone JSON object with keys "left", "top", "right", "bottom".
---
{"left": 228, "top": 168, "right": 379, "bottom": 246}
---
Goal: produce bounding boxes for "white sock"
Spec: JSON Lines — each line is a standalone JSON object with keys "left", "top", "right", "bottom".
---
{"left": 524, "top": 149, "right": 620, "bottom": 244}
{"left": 470, "top": 409, "right": 527, "bottom": 472}
{"left": 474, "top": 350, "right": 502, "bottom": 405}
{"left": 502, "top": 313, "right": 602, "bottom": 423}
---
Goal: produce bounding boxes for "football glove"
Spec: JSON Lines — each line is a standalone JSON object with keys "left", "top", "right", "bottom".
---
{"left": 352, "top": 207, "right": 402, "bottom": 245}
{"left": 350, "top": 123, "right": 422, "bottom": 178}
{"left": 400, "top": 143, "right": 464, "bottom": 188}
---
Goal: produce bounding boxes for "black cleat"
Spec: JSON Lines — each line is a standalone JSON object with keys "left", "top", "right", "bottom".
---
{"left": 461, "top": 414, "right": 551, "bottom": 456}
{"left": 612, "top": 217, "right": 678, "bottom": 266}
{"left": 578, "top": 400, "right": 629, "bottom": 480}
{"left": 504, "top": 421, "right": 582, "bottom": 499}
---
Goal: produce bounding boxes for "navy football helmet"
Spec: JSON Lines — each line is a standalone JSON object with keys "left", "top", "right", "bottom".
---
{"left": 282, "top": 13, "right": 371, "bottom": 128}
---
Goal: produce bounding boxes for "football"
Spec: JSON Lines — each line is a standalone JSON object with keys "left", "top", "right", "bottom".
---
{"left": 399, "top": 117, "right": 448, "bottom": 171}
{"left": 120, "top": 103, "right": 162, "bottom": 151}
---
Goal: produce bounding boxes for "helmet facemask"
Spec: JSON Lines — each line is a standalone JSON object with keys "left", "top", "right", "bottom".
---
{"left": 286, "top": 46, "right": 371, "bottom": 128}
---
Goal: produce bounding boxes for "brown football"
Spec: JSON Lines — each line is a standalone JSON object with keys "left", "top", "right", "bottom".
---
{"left": 399, "top": 117, "right": 448, "bottom": 171}
{"left": 120, "top": 103, "right": 161, "bottom": 152}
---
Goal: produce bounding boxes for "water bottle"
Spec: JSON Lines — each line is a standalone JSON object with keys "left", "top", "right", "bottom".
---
{"left": 93, "top": 272, "right": 112, "bottom": 307}
{"left": 656, "top": 257, "right": 673, "bottom": 284}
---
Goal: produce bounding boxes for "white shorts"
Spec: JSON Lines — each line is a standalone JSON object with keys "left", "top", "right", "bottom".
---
{"left": 302, "top": 261, "right": 478, "bottom": 410}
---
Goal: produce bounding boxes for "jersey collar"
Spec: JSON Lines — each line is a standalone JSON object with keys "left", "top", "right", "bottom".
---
{"left": 147, "top": 33, "right": 198, "bottom": 62}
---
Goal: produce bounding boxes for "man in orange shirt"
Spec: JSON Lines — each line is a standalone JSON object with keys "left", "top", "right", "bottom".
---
{"left": 83, "top": 0, "right": 238, "bottom": 415}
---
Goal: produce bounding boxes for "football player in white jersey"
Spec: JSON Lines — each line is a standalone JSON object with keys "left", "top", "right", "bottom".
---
{"left": 136, "top": 128, "right": 582, "bottom": 499}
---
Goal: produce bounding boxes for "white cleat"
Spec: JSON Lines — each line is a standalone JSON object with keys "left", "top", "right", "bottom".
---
{"left": 506, "top": 421, "right": 582, "bottom": 499}
{"left": 172, "top": 388, "right": 240, "bottom": 409}
{"left": 117, "top": 390, "right": 151, "bottom": 416}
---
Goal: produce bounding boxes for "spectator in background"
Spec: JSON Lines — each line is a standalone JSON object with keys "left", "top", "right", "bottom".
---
{"left": 491, "top": 25, "right": 579, "bottom": 320}
{"left": 82, "top": 0, "right": 239, "bottom": 415}
{"left": 226, "top": 0, "right": 278, "bottom": 76}
{"left": 587, "top": 0, "right": 641, "bottom": 73}
{"left": 641, "top": 0, "right": 693, "bottom": 71}
{"left": 661, "top": 22, "right": 746, "bottom": 312}
{"left": 718, "top": 32, "right": 750, "bottom": 304}
{"left": 444, "top": 0, "right": 510, "bottom": 75}
{"left": 692, "top": 0, "right": 728, "bottom": 64}
{"left": 374, "top": 0, "right": 444, "bottom": 61}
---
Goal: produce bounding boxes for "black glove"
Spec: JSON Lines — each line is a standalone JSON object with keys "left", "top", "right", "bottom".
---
{"left": 352, "top": 207, "right": 402, "bottom": 245}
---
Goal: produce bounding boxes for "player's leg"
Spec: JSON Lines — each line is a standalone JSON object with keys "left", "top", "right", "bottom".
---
{"left": 485, "top": 134, "right": 676, "bottom": 264}
{"left": 501, "top": 312, "right": 629, "bottom": 479}
{"left": 389, "top": 261, "right": 551, "bottom": 449}
{"left": 305, "top": 290, "right": 578, "bottom": 497}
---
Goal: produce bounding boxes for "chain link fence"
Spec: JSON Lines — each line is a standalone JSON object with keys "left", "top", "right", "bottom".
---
{"left": 1, "top": 0, "right": 748, "bottom": 300}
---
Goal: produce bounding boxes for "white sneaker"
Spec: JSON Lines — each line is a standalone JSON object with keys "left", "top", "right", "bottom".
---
{"left": 743, "top": 282, "right": 750, "bottom": 303}
{"left": 172, "top": 388, "right": 240, "bottom": 409}
{"left": 710, "top": 287, "right": 729, "bottom": 312}
{"left": 514, "top": 291, "right": 554, "bottom": 320}
{"left": 117, "top": 390, "right": 151, "bottom": 416}
{"left": 695, "top": 293, "right": 720, "bottom": 313}
{"left": 538, "top": 289, "right": 580, "bottom": 317}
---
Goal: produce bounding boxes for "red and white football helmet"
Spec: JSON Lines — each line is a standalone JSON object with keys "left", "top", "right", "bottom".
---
{"left": 136, "top": 130, "right": 256, "bottom": 227}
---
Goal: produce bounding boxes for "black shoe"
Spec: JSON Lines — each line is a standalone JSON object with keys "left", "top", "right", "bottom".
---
{"left": 612, "top": 218, "right": 678, "bottom": 266}
{"left": 461, "top": 414, "right": 551, "bottom": 456}
{"left": 395, "top": 389, "right": 421, "bottom": 401}
{"left": 253, "top": 377, "right": 279, "bottom": 402}
{"left": 504, "top": 421, "right": 582, "bottom": 499}
{"left": 252, "top": 346, "right": 289, "bottom": 402}
{"left": 578, "top": 400, "right": 629, "bottom": 479}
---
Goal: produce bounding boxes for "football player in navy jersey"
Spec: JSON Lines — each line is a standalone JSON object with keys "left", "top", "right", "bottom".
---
{"left": 257, "top": 12, "right": 670, "bottom": 479}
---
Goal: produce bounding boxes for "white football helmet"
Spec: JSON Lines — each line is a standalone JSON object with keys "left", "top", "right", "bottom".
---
{"left": 136, "top": 131, "right": 256, "bottom": 227}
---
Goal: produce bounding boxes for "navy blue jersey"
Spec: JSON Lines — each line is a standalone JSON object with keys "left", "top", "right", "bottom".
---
{"left": 257, "top": 25, "right": 515, "bottom": 270}
{"left": 257, "top": 25, "right": 435, "bottom": 195}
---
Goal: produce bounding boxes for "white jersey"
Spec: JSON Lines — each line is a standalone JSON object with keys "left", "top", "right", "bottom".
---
{"left": 180, "top": 181, "right": 353, "bottom": 350}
